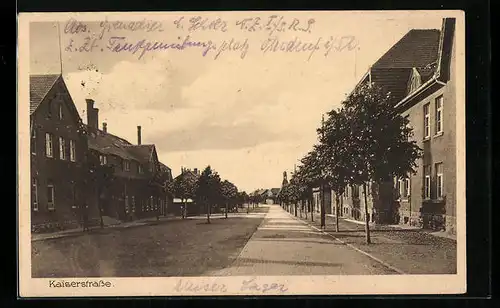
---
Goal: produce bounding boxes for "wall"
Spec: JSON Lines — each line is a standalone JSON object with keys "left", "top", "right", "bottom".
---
{"left": 397, "top": 33, "right": 457, "bottom": 234}
{"left": 30, "top": 85, "right": 99, "bottom": 232}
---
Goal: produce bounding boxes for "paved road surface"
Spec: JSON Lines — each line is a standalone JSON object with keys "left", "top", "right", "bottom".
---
{"left": 208, "top": 204, "right": 397, "bottom": 276}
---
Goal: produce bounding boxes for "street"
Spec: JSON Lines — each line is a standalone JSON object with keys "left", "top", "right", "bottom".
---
{"left": 32, "top": 204, "right": 456, "bottom": 278}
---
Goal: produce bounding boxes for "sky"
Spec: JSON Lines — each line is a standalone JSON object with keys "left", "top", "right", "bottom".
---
{"left": 29, "top": 11, "right": 444, "bottom": 193}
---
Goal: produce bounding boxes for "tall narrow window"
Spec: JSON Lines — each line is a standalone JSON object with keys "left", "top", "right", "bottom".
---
{"left": 59, "top": 137, "right": 66, "bottom": 160}
{"left": 405, "top": 178, "right": 411, "bottom": 198}
{"left": 436, "top": 163, "right": 444, "bottom": 199}
{"left": 69, "top": 140, "right": 76, "bottom": 162}
{"left": 124, "top": 160, "right": 130, "bottom": 171}
{"left": 47, "top": 182, "right": 55, "bottom": 210}
{"left": 396, "top": 179, "right": 402, "bottom": 199}
{"left": 58, "top": 103, "right": 63, "bottom": 120}
{"left": 45, "top": 133, "right": 53, "bottom": 158}
{"left": 435, "top": 96, "right": 443, "bottom": 134}
{"left": 31, "top": 129, "right": 37, "bottom": 155}
{"left": 138, "top": 165, "right": 143, "bottom": 174}
{"left": 424, "top": 165, "right": 431, "bottom": 199}
{"left": 423, "top": 103, "right": 430, "bottom": 139}
{"left": 32, "top": 178, "right": 38, "bottom": 211}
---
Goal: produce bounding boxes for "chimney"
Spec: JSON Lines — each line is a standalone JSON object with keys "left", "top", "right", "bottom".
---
{"left": 85, "top": 99, "right": 99, "bottom": 129}
{"left": 137, "top": 126, "right": 142, "bottom": 145}
{"left": 102, "top": 122, "right": 107, "bottom": 133}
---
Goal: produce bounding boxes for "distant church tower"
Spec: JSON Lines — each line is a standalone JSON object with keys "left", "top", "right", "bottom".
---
{"left": 282, "top": 171, "right": 288, "bottom": 186}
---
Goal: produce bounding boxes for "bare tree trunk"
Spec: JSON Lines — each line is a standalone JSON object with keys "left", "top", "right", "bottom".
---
{"left": 320, "top": 184, "right": 325, "bottom": 229}
{"left": 207, "top": 201, "right": 211, "bottom": 224}
{"left": 225, "top": 202, "right": 228, "bottom": 219}
{"left": 363, "top": 183, "right": 371, "bottom": 244}
{"left": 335, "top": 195, "right": 340, "bottom": 232}
{"left": 305, "top": 200, "right": 308, "bottom": 219}
{"left": 310, "top": 196, "right": 314, "bottom": 222}
{"left": 294, "top": 202, "right": 298, "bottom": 217}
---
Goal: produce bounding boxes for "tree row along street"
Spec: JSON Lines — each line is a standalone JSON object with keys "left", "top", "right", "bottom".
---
{"left": 32, "top": 203, "right": 456, "bottom": 277}
{"left": 278, "top": 82, "right": 423, "bottom": 244}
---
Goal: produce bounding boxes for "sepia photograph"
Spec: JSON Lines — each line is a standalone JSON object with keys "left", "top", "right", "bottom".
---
{"left": 18, "top": 10, "right": 466, "bottom": 296}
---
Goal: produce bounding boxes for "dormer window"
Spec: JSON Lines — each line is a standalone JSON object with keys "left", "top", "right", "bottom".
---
{"left": 124, "top": 160, "right": 130, "bottom": 171}
{"left": 99, "top": 154, "right": 107, "bottom": 165}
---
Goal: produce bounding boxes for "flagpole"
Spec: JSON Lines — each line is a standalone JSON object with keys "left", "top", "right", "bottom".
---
{"left": 57, "top": 22, "right": 63, "bottom": 75}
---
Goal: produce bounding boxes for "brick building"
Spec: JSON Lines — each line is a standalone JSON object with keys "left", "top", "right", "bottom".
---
{"left": 30, "top": 74, "right": 99, "bottom": 232}
{"left": 84, "top": 99, "right": 173, "bottom": 222}
{"left": 315, "top": 18, "right": 457, "bottom": 234}
{"left": 394, "top": 18, "right": 457, "bottom": 234}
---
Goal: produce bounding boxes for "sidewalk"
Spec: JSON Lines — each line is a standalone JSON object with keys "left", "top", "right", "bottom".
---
{"left": 292, "top": 210, "right": 457, "bottom": 274}
{"left": 327, "top": 214, "right": 455, "bottom": 240}
{"left": 209, "top": 204, "right": 397, "bottom": 276}
{"left": 31, "top": 215, "right": 181, "bottom": 242}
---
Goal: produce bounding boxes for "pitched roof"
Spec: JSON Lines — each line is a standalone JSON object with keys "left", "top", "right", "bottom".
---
{"left": 124, "top": 144, "right": 155, "bottom": 164}
{"left": 270, "top": 188, "right": 281, "bottom": 195}
{"left": 86, "top": 126, "right": 137, "bottom": 161}
{"left": 30, "top": 74, "right": 61, "bottom": 114}
{"left": 366, "top": 29, "right": 442, "bottom": 104}
{"left": 174, "top": 169, "right": 200, "bottom": 181}
{"left": 372, "top": 29, "right": 441, "bottom": 69}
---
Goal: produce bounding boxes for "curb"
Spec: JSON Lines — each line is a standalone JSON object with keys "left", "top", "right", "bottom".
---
{"left": 289, "top": 212, "right": 408, "bottom": 275}
{"left": 31, "top": 217, "right": 181, "bottom": 242}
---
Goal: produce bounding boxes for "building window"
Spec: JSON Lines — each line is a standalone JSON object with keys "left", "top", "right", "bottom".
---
{"left": 59, "top": 104, "right": 63, "bottom": 120}
{"left": 59, "top": 137, "right": 66, "bottom": 160}
{"left": 69, "top": 140, "right": 76, "bottom": 162}
{"left": 32, "top": 178, "right": 38, "bottom": 211}
{"left": 423, "top": 103, "right": 430, "bottom": 139}
{"left": 47, "top": 183, "right": 55, "bottom": 210}
{"left": 99, "top": 154, "right": 107, "bottom": 165}
{"left": 31, "top": 129, "right": 37, "bottom": 155}
{"left": 403, "top": 178, "right": 410, "bottom": 198}
{"left": 138, "top": 165, "right": 143, "bottom": 174}
{"left": 397, "top": 179, "right": 402, "bottom": 199}
{"left": 424, "top": 165, "right": 431, "bottom": 199}
{"left": 435, "top": 96, "right": 443, "bottom": 135}
{"left": 45, "top": 133, "right": 53, "bottom": 158}
{"left": 124, "top": 160, "right": 130, "bottom": 171}
{"left": 436, "top": 163, "right": 444, "bottom": 199}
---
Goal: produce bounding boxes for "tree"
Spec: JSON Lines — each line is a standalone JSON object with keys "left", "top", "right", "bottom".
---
{"left": 339, "top": 82, "right": 423, "bottom": 244}
{"left": 195, "top": 166, "right": 221, "bottom": 224}
{"left": 221, "top": 180, "right": 238, "bottom": 218}
{"left": 172, "top": 171, "right": 196, "bottom": 219}
{"left": 298, "top": 145, "right": 325, "bottom": 224}
{"left": 318, "top": 107, "right": 354, "bottom": 232}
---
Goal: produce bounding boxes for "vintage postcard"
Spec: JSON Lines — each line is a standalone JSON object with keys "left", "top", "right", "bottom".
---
{"left": 18, "top": 10, "right": 466, "bottom": 297}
